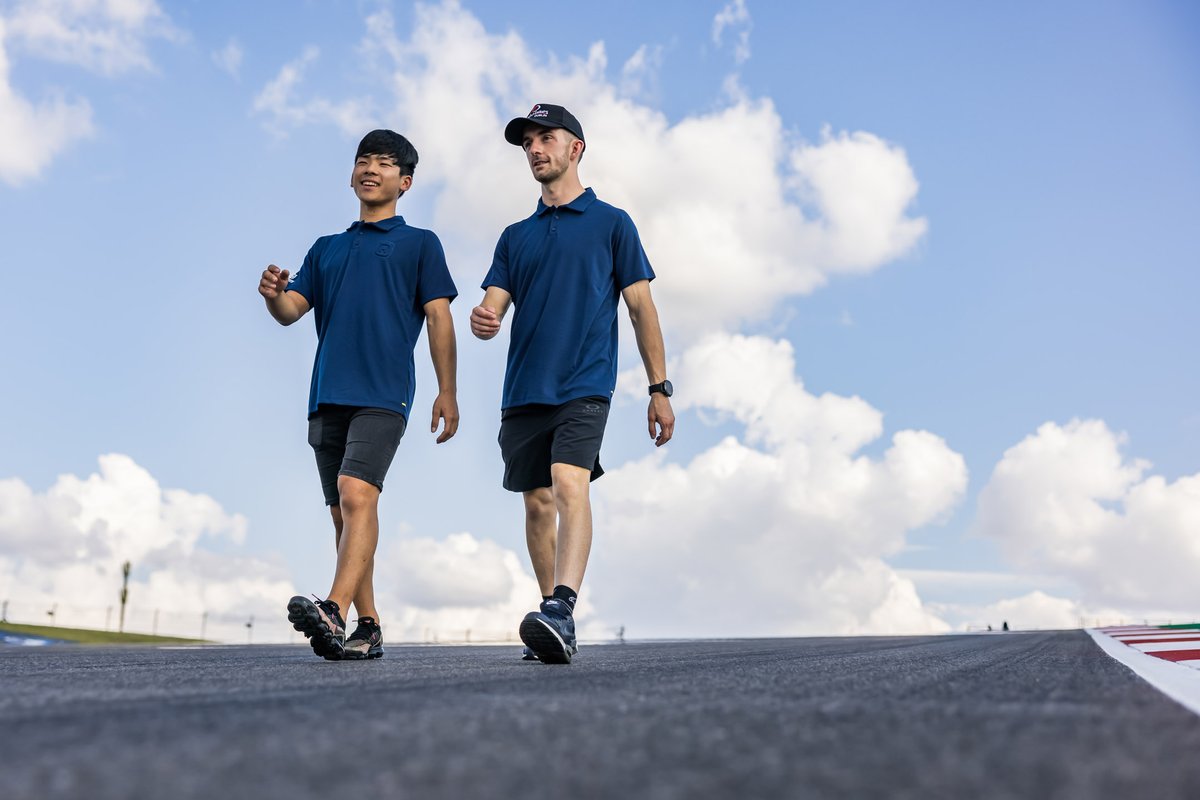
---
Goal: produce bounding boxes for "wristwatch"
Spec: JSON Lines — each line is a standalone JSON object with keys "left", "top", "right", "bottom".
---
{"left": 648, "top": 380, "right": 673, "bottom": 398}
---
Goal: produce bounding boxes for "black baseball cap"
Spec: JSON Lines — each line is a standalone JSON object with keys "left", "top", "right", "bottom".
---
{"left": 504, "top": 103, "right": 585, "bottom": 147}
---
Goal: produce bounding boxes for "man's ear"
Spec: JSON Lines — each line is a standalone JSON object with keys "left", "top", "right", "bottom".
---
{"left": 398, "top": 174, "right": 413, "bottom": 196}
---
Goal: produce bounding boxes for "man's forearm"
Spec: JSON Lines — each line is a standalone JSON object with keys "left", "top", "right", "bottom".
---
{"left": 266, "top": 292, "right": 305, "bottom": 326}
{"left": 630, "top": 302, "right": 668, "bottom": 383}
{"left": 427, "top": 313, "right": 458, "bottom": 393}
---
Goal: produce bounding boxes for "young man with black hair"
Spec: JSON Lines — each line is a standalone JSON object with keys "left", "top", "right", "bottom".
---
{"left": 471, "top": 104, "right": 675, "bottom": 664}
{"left": 259, "top": 129, "right": 459, "bottom": 661}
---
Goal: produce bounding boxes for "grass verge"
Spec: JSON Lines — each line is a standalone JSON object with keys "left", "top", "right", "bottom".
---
{"left": 0, "top": 622, "right": 208, "bottom": 645}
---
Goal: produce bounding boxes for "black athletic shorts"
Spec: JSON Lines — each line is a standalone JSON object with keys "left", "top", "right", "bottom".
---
{"left": 308, "top": 405, "right": 407, "bottom": 506}
{"left": 499, "top": 396, "right": 610, "bottom": 492}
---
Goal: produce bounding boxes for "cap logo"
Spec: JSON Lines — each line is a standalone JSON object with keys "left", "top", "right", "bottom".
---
{"left": 528, "top": 104, "right": 549, "bottom": 119}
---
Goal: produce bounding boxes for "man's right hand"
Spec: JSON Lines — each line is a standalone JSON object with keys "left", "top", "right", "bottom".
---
{"left": 470, "top": 305, "right": 501, "bottom": 340}
{"left": 259, "top": 265, "right": 290, "bottom": 299}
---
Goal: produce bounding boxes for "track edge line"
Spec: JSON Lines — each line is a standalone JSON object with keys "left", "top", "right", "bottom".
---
{"left": 1087, "top": 628, "right": 1200, "bottom": 718}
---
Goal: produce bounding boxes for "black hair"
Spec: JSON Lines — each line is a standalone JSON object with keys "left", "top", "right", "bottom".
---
{"left": 355, "top": 129, "right": 418, "bottom": 176}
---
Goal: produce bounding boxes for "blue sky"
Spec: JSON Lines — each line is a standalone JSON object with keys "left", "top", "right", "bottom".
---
{"left": 1, "top": 0, "right": 1197, "bottom": 641}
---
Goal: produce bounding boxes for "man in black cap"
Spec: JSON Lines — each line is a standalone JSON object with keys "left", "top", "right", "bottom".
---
{"left": 259, "top": 129, "right": 460, "bottom": 661}
{"left": 471, "top": 104, "right": 675, "bottom": 663}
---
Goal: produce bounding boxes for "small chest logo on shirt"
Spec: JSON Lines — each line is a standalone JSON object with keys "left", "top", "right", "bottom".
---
{"left": 375, "top": 242, "right": 394, "bottom": 258}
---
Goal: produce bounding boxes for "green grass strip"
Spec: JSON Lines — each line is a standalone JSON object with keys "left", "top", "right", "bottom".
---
{"left": 0, "top": 622, "right": 207, "bottom": 645}
{"left": 1157, "top": 623, "right": 1200, "bottom": 631}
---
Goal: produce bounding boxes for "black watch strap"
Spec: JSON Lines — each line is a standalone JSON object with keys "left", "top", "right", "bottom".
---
{"left": 648, "top": 380, "right": 673, "bottom": 397}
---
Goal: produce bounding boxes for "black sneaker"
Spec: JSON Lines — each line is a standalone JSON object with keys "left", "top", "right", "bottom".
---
{"left": 521, "top": 646, "right": 539, "bottom": 661}
{"left": 344, "top": 616, "right": 384, "bottom": 660}
{"left": 519, "top": 598, "right": 577, "bottom": 664}
{"left": 287, "top": 595, "right": 346, "bottom": 660}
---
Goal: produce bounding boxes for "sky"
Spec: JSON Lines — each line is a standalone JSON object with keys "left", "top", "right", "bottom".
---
{"left": 1, "top": 0, "right": 1198, "bottom": 643}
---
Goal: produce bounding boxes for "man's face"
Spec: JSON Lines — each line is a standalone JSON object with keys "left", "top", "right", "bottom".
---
{"left": 522, "top": 124, "right": 578, "bottom": 184}
{"left": 351, "top": 153, "right": 411, "bottom": 203}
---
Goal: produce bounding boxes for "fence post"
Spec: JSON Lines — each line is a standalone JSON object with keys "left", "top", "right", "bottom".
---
{"left": 119, "top": 561, "right": 131, "bottom": 633}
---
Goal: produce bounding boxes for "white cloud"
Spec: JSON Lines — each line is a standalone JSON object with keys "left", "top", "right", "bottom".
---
{"left": 369, "top": 532, "right": 546, "bottom": 643}
{"left": 0, "top": 455, "right": 294, "bottom": 642}
{"left": 252, "top": 45, "right": 373, "bottom": 138}
{"left": 5, "top": 0, "right": 177, "bottom": 76}
{"left": 0, "top": 0, "right": 177, "bottom": 185}
{"left": 973, "top": 419, "right": 1200, "bottom": 616}
{"left": 972, "top": 591, "right": 1086, "bottom": 630}
{"left": 369, "top": 531, "right": 623, "bottom": 643}
{"left": 253, "top": 1, "right": 928, "bottom": 337}
{"left": 592, "top": 332, "right": 968, "bottom": 637}
{"left": 619, "top": 43, "right": 664, "bottom": 102}
{"left": 0, "top": 18, "right": 94, "bottom": 185}
{"left": 926, "top": 589, "right": 1161, "bottom": 633}
{"left": 211, "top": 37, "right": 242, "bottom": 78}
{"left": 712, "top": 0, "right": 752, "bottom": 64}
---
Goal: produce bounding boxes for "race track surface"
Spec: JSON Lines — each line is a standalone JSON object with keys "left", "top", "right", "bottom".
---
{"left": 4, "top": 631, "right": 1199, "bottom": 799}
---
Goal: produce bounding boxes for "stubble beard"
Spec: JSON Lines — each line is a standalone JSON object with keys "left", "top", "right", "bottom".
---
{"left": 533, "top": 157, "right": 568, "bottom": 185}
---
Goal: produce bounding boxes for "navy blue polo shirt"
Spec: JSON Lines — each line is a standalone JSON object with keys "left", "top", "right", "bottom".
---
{"left": 482, "top": 188, "right": 655, "bottom": 409}
{"left": 289, "top": 216, "right": 457, "bottom": 418}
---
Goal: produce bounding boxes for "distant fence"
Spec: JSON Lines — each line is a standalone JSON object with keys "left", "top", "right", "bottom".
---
{"left": 963, "top": 618, "right": 1197, "bottom": 633}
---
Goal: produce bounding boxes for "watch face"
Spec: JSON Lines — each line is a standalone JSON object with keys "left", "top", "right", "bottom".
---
{"left": 662, "top": 379, "right": 673, "bottom": 397}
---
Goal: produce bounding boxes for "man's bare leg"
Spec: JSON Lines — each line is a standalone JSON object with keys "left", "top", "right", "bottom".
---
{"left": 519, "top": 463, "right": 591, "bottom": 663}
{"left": 549, "top": 462, "right": 593, "bottom": 592}
{"left": 332, "top": 505, "right": 381, "bottom": 620}
{"left": 327, "top": 476, "right": 380, "bottom": 616}
{"left": 523, "top": 487, "right": 557, "bottom": 598}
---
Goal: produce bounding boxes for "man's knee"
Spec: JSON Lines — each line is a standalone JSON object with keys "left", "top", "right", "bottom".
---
{"left": 337, "top": 475, "right": 380, "bottom": 516}
{"left": 550, "top": 463, "right": 591, "bottom": 509}
{"left": 524, "top": 487, "right": 556, "bottom": 526}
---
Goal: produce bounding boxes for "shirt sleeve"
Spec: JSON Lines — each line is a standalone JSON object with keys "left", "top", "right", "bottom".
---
{"left": 481, "top": 228, "right": 511, "bottom": 292}
{"left": 612, "top": 211, "right": 656, "bottom": 289}
{"left": 288, "top": 241, "right": 319, "bottom": 306}
{"left": 416, "top": 230, "right": 458, "bottom": 305}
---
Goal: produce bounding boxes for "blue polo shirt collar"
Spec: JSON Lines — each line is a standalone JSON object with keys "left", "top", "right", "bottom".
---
{"left": 535, "top": 187, "right": 597, "bottom": 216}
{"left": 347, "top": 215, "right": 406, "bottom": 232}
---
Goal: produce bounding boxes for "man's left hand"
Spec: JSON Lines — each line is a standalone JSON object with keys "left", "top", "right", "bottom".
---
{"left": 431, "top": 392, "right": 460, "bottom": 444}
{"left": 648, "top": 395, "right": 675, "bottom": 447}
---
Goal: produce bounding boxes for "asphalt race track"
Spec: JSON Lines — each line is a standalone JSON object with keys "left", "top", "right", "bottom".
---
{"left": 4, "top": 631, "right": 1200, "bottom": 799}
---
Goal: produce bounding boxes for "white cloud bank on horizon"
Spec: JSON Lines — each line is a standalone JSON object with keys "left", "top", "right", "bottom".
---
{"left": 371, "top": 532, "right": 608, "bottom": 643}
{"left": 0, "top": 454, "right": 555, "bottom": 644}
{"left": 973, "top": 419, "right": 1200, "bottom": 620}
{"left": 0, "top": 454, "right": 295, "bottom": 641}
{"left": 595, "top": 332, "right": 969, "bottom": 637}
{"left": 0, "top": 0, "right": 175, "bottom": 185}
{"left": 254, "top": 0, "right": 928, "bottom": 338}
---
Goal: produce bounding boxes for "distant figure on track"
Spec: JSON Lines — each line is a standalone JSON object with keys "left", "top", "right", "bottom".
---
{"left": 258, "top": 130, "right": 459, "bottom": 660}
{"left": 470, "top": 104, "right": 674, "bottom": 664}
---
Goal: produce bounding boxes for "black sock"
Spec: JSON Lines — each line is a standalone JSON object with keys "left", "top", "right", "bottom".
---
{"left": 552, "top": 585, "right": 577, "bottom": 612}
{"left": 542, "top": 595, "right": 552, "bottom": 603}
